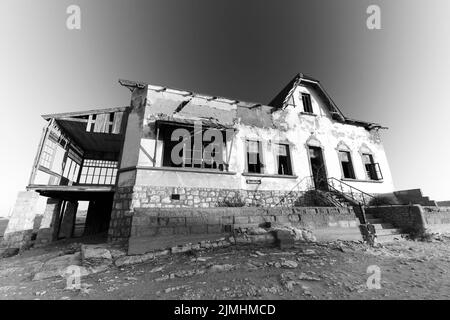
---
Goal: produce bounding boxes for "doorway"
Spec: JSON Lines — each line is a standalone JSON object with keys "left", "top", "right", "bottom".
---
{"left": 308, "top": 146, "right": 328, "bottom": 190}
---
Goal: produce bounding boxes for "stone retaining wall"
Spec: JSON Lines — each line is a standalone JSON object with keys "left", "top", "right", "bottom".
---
{"left": 366, "top": 205, "right": 426, "bottom": 235}
{"left": 127, "top": 206, "right": 361, "bottom": 254}
{"left": 422, "top": 206, "right": 450, "bottom": 234}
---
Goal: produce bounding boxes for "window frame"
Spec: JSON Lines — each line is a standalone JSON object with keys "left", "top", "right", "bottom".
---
{"left": 245, "top": 139, "right": 264, "bottom": 174}
{"left": 275, "top": 143, "right": 293, "bottom": 176}
{"left": 301, "top": 92, "right": 314, "bottom": 114}
{"left": 338, "top": 150, "right": 356, "bottom": 179}
{"left": 361, "top": 153, "right": 383, "bottom": 181}
{"left": 161, "top": 124, "right": 227, "bottom": 171}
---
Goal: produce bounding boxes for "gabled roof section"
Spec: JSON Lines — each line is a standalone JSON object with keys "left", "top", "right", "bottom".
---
{"left": 268, "top": 73, "right": 346, "bottom": 121}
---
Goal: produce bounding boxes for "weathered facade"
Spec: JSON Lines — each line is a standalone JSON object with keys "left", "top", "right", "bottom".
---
{"left": 2, "top": 73, "right": 396, "bottom": 250}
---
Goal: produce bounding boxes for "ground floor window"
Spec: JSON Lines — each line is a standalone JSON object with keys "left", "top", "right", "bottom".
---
{"left": 246, "top": 140, "right": 263, "bottom": 174}
{"left": 362, "top": 153, "right": 382, "bottom": 180}
{"left": 276, "top": 143, "right": 292, "bottom": 175}
{"left": 161, "top": 124, "right": 226, "bottom": 171}
{"left": 339, "top": 150, "right": 356, "bottom": 179}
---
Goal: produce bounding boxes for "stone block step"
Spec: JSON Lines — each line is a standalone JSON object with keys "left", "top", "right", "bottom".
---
{"left": 376, "top": 234, "right": 406, "bottom": 244}
{"left": 372, "top": 223, "right": 395, "bottom": 230}
{"left": 376, "top": 228, "right": 402, "bottom": 236}
{"left": 367, "top": 218, "right": 383, "bottom": 224}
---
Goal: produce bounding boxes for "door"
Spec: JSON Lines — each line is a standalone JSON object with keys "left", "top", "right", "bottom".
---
{"left": 308, "top": 146, "right": 328, "bottom": 190}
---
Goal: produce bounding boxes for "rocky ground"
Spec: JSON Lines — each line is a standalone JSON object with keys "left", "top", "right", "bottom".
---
{"left": 0, "top": 235, "right": 450, "bottom": 300}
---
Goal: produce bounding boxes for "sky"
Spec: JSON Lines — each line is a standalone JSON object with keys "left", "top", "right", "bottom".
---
{"left": 0, "top": 0, "right": 449, "bottom": 216}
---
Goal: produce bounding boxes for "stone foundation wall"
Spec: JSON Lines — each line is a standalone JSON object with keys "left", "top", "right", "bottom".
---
{"left": 130, "top": 186, "right": 304, "bottom": 208}
{"left": 108, "top": 185, "right": 305, "bottom": 243}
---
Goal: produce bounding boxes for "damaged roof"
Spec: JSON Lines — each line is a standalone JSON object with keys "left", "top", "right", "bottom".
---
{"left": 117, "top": 76, "right": 385, "bottom": 130}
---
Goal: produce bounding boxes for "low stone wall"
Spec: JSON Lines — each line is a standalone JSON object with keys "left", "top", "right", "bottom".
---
{"left": 366, "top": 205, "right": 427, "bottom": 235}
{"left": 108, "top": 185, "right": 318, "bottom": 243}
{"left": 127, "top": 206, "right": 361, "bottom": 254}
{"left": 422, "top": 206, "right": 450, "bottom": 234}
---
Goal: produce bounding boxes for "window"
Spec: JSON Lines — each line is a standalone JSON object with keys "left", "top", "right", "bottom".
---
{"left": 79, "top": 160, "right": 117, "bottom": 185}
{"left": 338, "top": 151, "right": 355, "bottom": 179}
{"left": 40, "top": 139, "right": 57, "bottom": 169}
{"left": 362, "top": 154, "right": 382, "bottom": 180}
{"left": 276, "top": 144, "right": 292, "bottom": 175}
{"left": 62, "top": 149, "right": 82, "bottom": 182}
{"left": 162, "top": 125, "right": 226, "bottom": 171}
{"left": 301, "top": 93, "right": 313, "bottom": 113}
{"left": 246, "top": 140, "right": 263, "bottom": 173}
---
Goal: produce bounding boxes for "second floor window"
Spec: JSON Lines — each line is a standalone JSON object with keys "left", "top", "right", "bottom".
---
{"left": 276, "top": 144, "right": 292, "bottom": 175}
{"left": 301, "top": 93, "right": 313, "bottom": 113}
{"left": 246, "top": 140, "right": 263, "bottom": 173}
{"left": 339, "top": 150, "right": 356, "bottom": 179}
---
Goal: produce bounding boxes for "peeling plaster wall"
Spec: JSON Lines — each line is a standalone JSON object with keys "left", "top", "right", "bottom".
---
{"left": 124, "top": 84, "right": 394, "bottom": 196}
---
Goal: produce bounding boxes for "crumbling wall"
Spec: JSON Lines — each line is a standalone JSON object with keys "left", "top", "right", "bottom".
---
{"left": 2, "top": 191, "right": 40, "bottom": 249}
{"left": 421, "top": 206, "right": 450, "bottom": 234}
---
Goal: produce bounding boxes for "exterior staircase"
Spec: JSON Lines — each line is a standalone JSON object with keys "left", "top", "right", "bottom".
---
{"left": 324, "top": 178, "right": 406, "bottom": 244}
{"left": 364, "top": 213, "right": 405, "bottom": 243}
{"left": 278, "top": 176, "right": 407, "bottom": 244}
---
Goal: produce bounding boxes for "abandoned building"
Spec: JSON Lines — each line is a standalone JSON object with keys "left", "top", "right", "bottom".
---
{"left": 2, "top": 73, "right": 446, "bottom": 255}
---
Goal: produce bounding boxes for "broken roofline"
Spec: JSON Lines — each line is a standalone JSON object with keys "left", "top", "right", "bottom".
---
{"left": 119, "top": 76, "right": 385, "bottom": 130}
{"left": 41, "top": 106, "right": 129, "bottom": 121}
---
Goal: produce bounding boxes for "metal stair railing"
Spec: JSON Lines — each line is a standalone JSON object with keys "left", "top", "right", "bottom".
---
{"left": 275, "top": 175, "right": 314, "bottom": 207}
{"left": 327, "top": 177, "right": 378, "bottom": 224}
{"left": 327, "top": 177, "right": 375, "bottom": 207}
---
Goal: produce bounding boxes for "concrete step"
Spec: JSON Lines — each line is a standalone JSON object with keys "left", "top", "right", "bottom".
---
{"left": 367, "top": 218, "right": 384, "bottom": 224}
{"left": 376, "top": 228, "right": 402, "bottom": 236}
{"left": 376, "top": 233, "right": 406, "bottom": 243}
{"left": 372, "top": 223, "right": 395, "bottom": 230}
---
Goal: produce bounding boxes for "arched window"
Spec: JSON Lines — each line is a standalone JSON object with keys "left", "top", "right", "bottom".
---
{"left": 359, "top": 145, "right": 383, "bottom": 180}
{"left": 336, "top": 142, "right": 355, "bottom": 179}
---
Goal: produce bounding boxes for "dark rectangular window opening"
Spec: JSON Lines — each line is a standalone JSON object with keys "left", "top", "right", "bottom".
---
{"left": 246, "top": 140, "right": 263, "bottom": 174}
{"left": 339, "top": 151, "right": 356, "bottom": 179}
{"left": 362, "top": 154, "right": 382, "bottom": 180}
{"left": 161, "top": 125, "right": 226, "bottom": 171}
{"left": 301, "top": 93, "right": 313, "bottom": 113}
{"left": 277, "top": 144, "right": 292, "bottom": 175}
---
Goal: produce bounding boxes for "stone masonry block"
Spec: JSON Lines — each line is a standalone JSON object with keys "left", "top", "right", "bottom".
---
{"left": 207, "top": 224, "right": 223, "bottom": 234}
{"left": 189, "top": 225, "right": 208, "bottom": 234}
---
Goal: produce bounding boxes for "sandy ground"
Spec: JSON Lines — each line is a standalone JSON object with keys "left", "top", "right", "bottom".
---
{"left": 0, "top": 236, "right": 450, "bottom": 300}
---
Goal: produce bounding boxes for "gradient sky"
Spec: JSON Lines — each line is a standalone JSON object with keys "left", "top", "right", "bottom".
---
{"left": 0, "top": 0, "right": 449, "bottom": 216}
